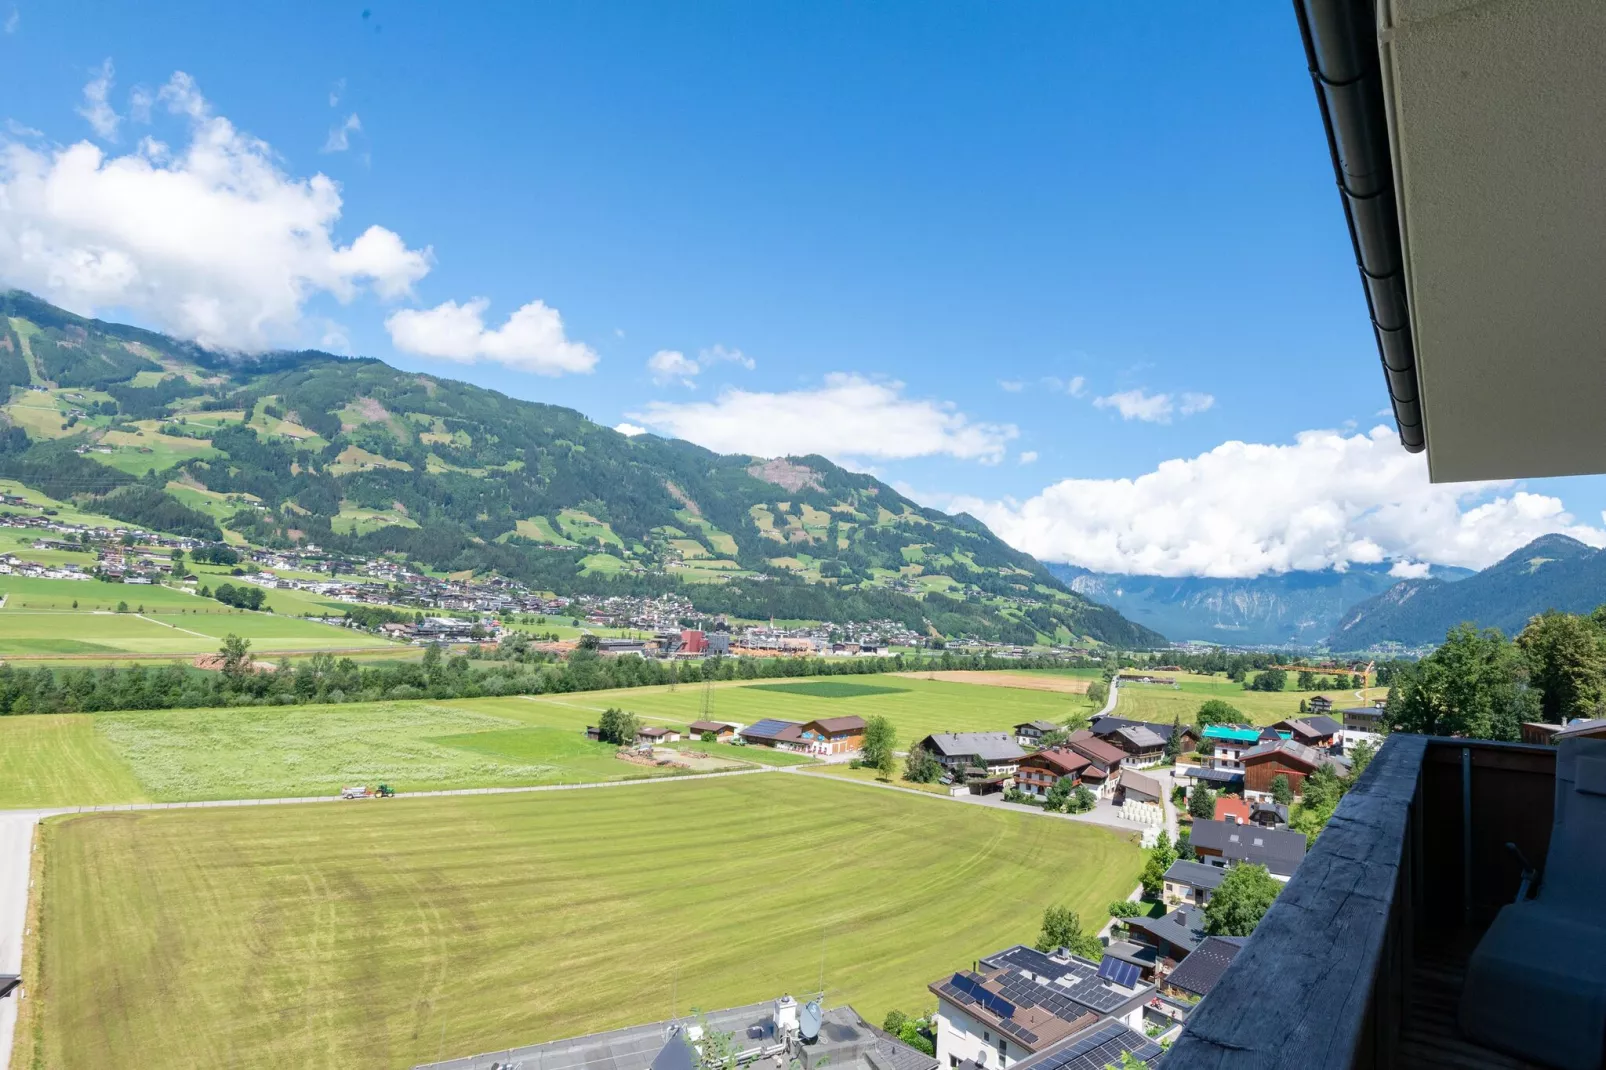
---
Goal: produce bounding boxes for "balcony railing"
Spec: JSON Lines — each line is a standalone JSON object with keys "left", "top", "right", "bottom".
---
{"left": 1166, "top": 733, "right": 1557, "bottom": 1068}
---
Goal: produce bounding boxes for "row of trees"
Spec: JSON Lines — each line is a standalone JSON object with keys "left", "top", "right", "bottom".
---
{"left": 1385, "top": 610, "right": 1606, "bottom": 741}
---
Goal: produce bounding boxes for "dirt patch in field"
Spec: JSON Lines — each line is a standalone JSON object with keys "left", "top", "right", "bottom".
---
{"left": 891, "top": 670, "right": 1091, "bottom": 694}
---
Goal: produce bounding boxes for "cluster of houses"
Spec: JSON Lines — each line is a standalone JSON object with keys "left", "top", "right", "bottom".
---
{"left": 1185, "top": 697, "right": 1383, "bottom": 803}
{"left": 587, "top": 715, "right": 871, "bottom": 758}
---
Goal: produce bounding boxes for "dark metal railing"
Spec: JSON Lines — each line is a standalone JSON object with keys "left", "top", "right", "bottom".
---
{"left": 1164, "top": 734, "right": 1556, "bottom": 1068}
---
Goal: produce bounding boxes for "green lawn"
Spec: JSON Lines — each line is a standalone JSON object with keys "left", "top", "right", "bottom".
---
{"left": 0, "top": 608, "right": 393, "bottom": 656}
{"left": 0, "top": 715, "right": 148, "bottom": 806}
{"left": 1113, "top": 672, "right": 1386, "bottom": 727}
{"left": 801, "top": 762, "right": 950, "bottom": 794}
{"left": 509, "top": 675, "right": 1095, "bottom": 746}
{"left": 27, "top": 775, "right": 1143, "bottom": 1069}
{"left": 89, "top": 701, "right": 721, "bottom": 802}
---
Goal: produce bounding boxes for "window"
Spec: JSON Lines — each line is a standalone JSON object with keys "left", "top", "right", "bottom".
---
{"left": 983, "top": 1031, "right": 990, "bottom": 1042}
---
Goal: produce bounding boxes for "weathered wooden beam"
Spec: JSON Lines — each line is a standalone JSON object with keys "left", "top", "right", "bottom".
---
{"left": 1165, "top": 734, "right": 1429, "bottom": 1069}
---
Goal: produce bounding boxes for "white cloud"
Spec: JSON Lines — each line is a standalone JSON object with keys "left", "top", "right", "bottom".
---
{"left": 323, "top": 113, "right": 361, "bottom": 153}
{"left": 615, "top": 422, "right": 649, "bottom": 437}
{"left": 645, "top": 343, "right": 753, "bottom": 386}
{"left": 1, "top": 70, "right": 431, "bottom": 350}
{"left": 950, "top": 425, "right": 1606, "bottom": 578}
{"left": 77, "top": 60, "right": 120, "bottom": 140}
{"left": 647, "top": 348, "right": 698, "bottom": 386}
{"left": 1018, "top": 451, "right": 1039, "bottom": 465}
{"left": 1066, "top": 375, "right": 1087, "bottom": 398}
{"left": 329, "top": 78, "right": 346, "bottom": 108}
{"left": 4, "top": 7, "right": 18, "bottom": 33}
{"left": 1092, "top": 387, "right": 1213, "bottom": 424}
{"left": 385, "top": 297, "right": 598, "bottom": 376}
{"left": 627, "top": 373, "right": 1018, "bottom": 464}
{"left": 999, "top": 379, "right": 1024, "bottom": 392}
{"left": 1390, "top": 560, "right": 1432, "bottom": 579}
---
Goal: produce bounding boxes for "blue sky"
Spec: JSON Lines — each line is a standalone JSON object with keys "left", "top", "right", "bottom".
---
{"left": 3, "top": 2, "right": 1603, "bottom": 577}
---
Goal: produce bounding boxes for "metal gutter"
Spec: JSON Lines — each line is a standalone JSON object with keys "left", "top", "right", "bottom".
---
{"left": 1294, "top": 0, "right": 1425, "bottom": 452}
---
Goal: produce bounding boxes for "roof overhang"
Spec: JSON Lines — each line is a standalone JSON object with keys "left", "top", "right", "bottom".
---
{"left": 1298, "top": 0, "right": 1606, "bottom": 480}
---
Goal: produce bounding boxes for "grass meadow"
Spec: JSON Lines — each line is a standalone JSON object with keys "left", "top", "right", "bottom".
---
{"left": 510, "top": 675, "right": 1098, "bottom": 746}
{"left": 23, "top": 774, "right": 1143, "bottom": 1070}
{"left": 1112, "top": 671, "right": 1388, "bottom": 727}
{"left": 0, "top": 715, "right": 148, "bottom": 806}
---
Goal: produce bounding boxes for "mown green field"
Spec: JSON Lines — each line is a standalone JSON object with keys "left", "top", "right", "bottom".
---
{"left": 1113, "top": 671, "right": 1386, "bottom": 727}
{"left": 0, "top": 609, "right": 393, "bottom": 655}
{"left": 26, "top": 774, "right": 1143, "bottom": 1070}
{"left": 513, "top": 675, "right": 1093, "bottom": 746}
{"left": 0, "top": 715, "right": 148, "bottom": 806}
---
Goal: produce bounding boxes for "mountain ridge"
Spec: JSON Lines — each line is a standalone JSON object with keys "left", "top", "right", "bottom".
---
{"left": 0, "top": 291, "right": 1163, "bottom": 648}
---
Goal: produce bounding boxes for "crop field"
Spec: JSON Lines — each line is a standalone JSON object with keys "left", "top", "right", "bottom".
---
{"left": 0, "top": 609, "right": 394, "bottom": 656}
{"left": 0, "top": 715, "right": 148, "bottom": 807}
{"left": 512, "top": 674, "right": 1097, "bottom": 745}
{"left": 0, "top": 574, "right": 365, "bottom": 618}
{"left": 24, "top": 774, "right": 1143, "bottom": 1070}
{"left": 1112, "top": 671, "right": 1388, "bottom": 727}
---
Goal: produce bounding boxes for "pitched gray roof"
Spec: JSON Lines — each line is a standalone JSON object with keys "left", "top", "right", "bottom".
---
{"left": 1162, "top": 859, "right": 1228, "bottom": 891}
{"left": 1090, "top": 715, "right": 1188, "bottom": 743}
{"left": 1189, "top": 819, "right": 1307, "bottom": 877}
{"left": 1163, "top": 936, "right": 1247, "bottom": 999}
{"left": 1128, "top": 903, "right": 1208, "bottom": 955}
{"left": 1017, "top": 719, "right": 1061, "bottom": 732}
{"left": 922, "top": 732, "right": 1027, "bottom": 762}
{"left": 1118, "top": 770, "right": 1163, "bottom": 800}
{"left": 1113, "top": 724, "right": 1168, "bottom": 750}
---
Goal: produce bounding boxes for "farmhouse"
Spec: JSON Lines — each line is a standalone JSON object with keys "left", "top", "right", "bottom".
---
{"left": 920, "top": 733, "right": 1027, "bottom": 778}
{"left": 1189, "top": 818, "right": 1307, "bottom": 880}
{"left": 740, "top": 718, "right": 805, "bottom": 750}
{"left": 1200, "top": 724, "right": 1282, "bottom": 773}
{"left": 1307, "top": 694, "right": 1333, "bottom": 715}
{"left": 1162, "top": 859, "right": 1227, "bottom": 908}
{"left": 1241, "top": 739, "right": 1351, "bottom": 800}
{"left": 1065, "top": 731, "right": 1126, "bottom": 797}
{"left": 1272, "top": 715, "right": 1343, "bottom": 750}
{"left": 1014, "top": 746, "right": 1090, "bottom": 800}
{"left": 636, "top": 726, "right": 681, "bottom": 745}
{"left": 686, "top": 720, "right": 738, "bottom": 741}
{"left": 928, "top": 945, "right": 1160, "bottom": 1070}
{"left": 1013, "top": 719, "right": 1061, "bottom": 747}
{"left": 797, "top": 716, "right": 866, "bottom": 755}
{"left": 1126, "top": 904, "right": 1208, "bottom": 978}
{"left": 1089, "top": 714, "right": 1195, "bottom": 757}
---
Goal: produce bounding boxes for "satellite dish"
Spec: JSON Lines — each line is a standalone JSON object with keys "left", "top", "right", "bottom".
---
{"left": 800, "top": 999, "right": 822, "bottom": 1043}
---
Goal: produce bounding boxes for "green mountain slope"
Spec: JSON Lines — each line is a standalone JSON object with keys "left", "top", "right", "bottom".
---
{"left": 0, "top": 292, "right": 1163, "bottom": 648}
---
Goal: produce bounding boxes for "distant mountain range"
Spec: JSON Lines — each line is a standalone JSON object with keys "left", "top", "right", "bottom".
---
{"left": 1046, "top": 562, "right": 1473, "bottom": 648}
{"left": 1328, "top": 534, "right": 1606, "bottom": 649}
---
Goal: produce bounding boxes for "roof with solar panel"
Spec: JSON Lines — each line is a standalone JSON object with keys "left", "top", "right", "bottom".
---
{"left": 1006, "top": 1020, "right": 1163, "bottom": 1070}
{"left": 927, "top": 946, "right": 1153, "bottom": 1054}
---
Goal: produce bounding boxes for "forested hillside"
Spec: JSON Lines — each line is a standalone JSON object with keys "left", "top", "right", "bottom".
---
{"left": 0, "top": 291, "right": 1162, "bottom": 647}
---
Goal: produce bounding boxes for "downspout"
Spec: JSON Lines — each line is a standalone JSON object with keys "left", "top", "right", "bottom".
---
{"left": 1294, "top": 0, "right": 1424, "bottom": 453}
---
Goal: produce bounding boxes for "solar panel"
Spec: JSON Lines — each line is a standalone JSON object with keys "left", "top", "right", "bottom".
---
{"left": 745, "top": 718, "right": 796, "bottom": 736}
{"left": 1028, "top": 1022, "right": 1164, "bottom": 1070}
{"left": 1097, "top": 956, "right": 1142, "bottom": 989}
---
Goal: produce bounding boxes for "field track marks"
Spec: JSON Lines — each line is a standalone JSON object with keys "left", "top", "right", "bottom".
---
{"left": 136, "top": 614, "right": 213, "bottom": 639}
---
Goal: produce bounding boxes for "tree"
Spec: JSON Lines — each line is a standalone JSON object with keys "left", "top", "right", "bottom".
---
{"left": 700, "top": 730, "right": 717, "bottom": 743}
{"left": 1107, "top": 900, "right": 1144, "bottom": 919}
{"left": 695, "top": 1015, "right": 738, "bottom": 1070}
{"left": 576, "top": 632, "right": 601, "bottom": 652}
{"left": 1269, "top": 774, "right": 1294, "bottom": 807}
{"left": 219, "top": 633, "right": 252, "bottom": 679}
{"left": 1348, "top": 738, "right": 1377, "bottom": 783}
{"left": 1196, "top": 699, "right": 1241, "bottom": 728}
{"left": 1300, "top": 764, "right": 1342, "bottom": 813}
{"left": 1140, "top": 830, "right": 1177, "bottom": 898}
{"left": 1070, "top": 785, "right": 1096, "bottom": 813}
{"left": 883, "top": 1010, "right": 908, "bottom": 1036}
{"left": 1188, "top": 785, "right": 1216, "bottom": 821}
{"left": 1175, "top": 825, "right": 1194, "bottom": 861}
{"left": 1085, "top": 679, "right": 1109, "bottom": 709}
{"left": 116, "top": 600, "right": 129, "bottom": 613}
{"left": 1297, "top": 670, "right": 1316, "bottom": 691}
{"left": 1204, "top": 863, "right": 1281, "bottom": 936}
{"left": 1035, "top": 905, "right": 1103, "bottom": 959}
{"left": 904, "top": 742, "right": 942, "bottom": 783}
{"left": 597, "top": 707, "right": 640, "bottom": 746}
{"left": 1163, "top": 715, "right": 1184, "bottom": 761}
{"left": 861, "top": 715, "right": 896, "bottom": 771}
{"left": 1045, "top": 778, "right": 1073, "bottom": 812}
{"left": 874, "top": 741, "right": 897, "bottom": 781}
{"left": 1518, "top": 610, "right": 1606, "bottom": 724}
{"left": 1248, "top": 668, "right": 1287, "bottom": 692}
{"left": 1386, "top": 624, "right": 1537, "bottom": 741}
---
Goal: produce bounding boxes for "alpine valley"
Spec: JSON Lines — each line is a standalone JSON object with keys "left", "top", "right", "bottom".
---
{"left": 0, "top": 292, "right": 1162, "bottom": 648}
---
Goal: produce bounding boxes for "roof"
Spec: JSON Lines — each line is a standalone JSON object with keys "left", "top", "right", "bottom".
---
{"left": 1162, "top": 936, "right": 1247, "bottom": 999}
{"left": 1112, "top": 724, "right": 1168, "bottom": 751}
{"left": 686, "top": 720, "right": 735, "bottom": 733}
{"left": 1241, "top": 738, "right": 1352, "bottom": 774}
{"left": 1007, "top": 1019, "right": 1163, "bottom": 1070}
{"left": 1065, "top": 731, "right": 1125, "bottom": 767}
{"left": 1181, "top": 766, "right": 1245, "bottom": 787}
{"left": 1555, "top": 718, "right": 1606, "bottom": 740}
{"left": 1189, "top": 819, "right": 1308, "bottom": 877}
{"left": 650, "top": 1029, "right": 696, "bottom": 1070}
{"left": 1089, "top": 714, "right": 1190, "bottom": 742}
{"left": 741, "top": 718, "right": 802, "bottom": 742}
{"left": 1118, "top": 770, "right": 1162, "bottom": 800}
{"left": 1162, "top": 859, "right": 1228, "bottom": 892}
{"left": 1016, "top": 719, "right": 1061, "bottom": 732}
{"left": 1280, "top": 715, "right": 1342, "bottom": 740}
{"left": 921, "top": 732, "right": 1027, "bottom": 763}
{"left": 1100, "top": 940, "right": 1158, "bottom": 969}
{"left": 1019, "top": 747, "right": 1091, "bottom": 777}
{"left": 637, "top": 726, "right": 672, "bottom": 737}
{"left": 1213, "top": 795, "right": 1251, "bottom": 824}
{"left": 805, "top": 715, "right": 867, "bottom": 733}
{"left": 1339, "top": 705, "right": 1385, "bottom": 718}
{"left": 1128, "top": 903, "right": 1208, "bottom": 956}
{"left": 1251, "top": 801, "right": 1290, "bottom": 825}
{"left": 1202, "top": 724, "right": 1261, "bottom": 744}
